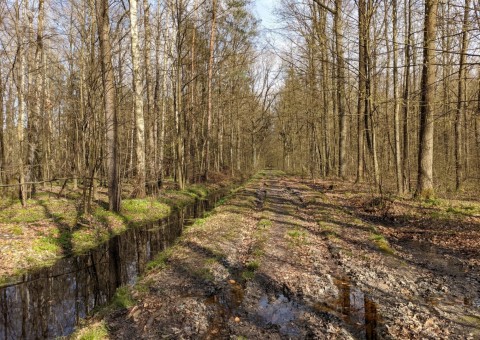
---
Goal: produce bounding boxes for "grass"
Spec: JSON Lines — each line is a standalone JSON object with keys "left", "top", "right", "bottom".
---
{"left": 112, "top": 286, "right": 135, "bottom": 309}
{"left": 121, "top": 199, "right": 171, "bottom": 225}
{"left": 370, "top": 233, "right": 394, "bottom": 255}
{"left": 286, "top": 227, "right": 308, "bottom": 247}
{"left": 318, "top": 223, "right": 339, "bottom": 239}
{"left": 246, "top": 259, "right": 260, "bottom": 271}
{"left": 146, "top": 247, "right": 174, "bottom": 271}
{"left": 0, "top": 201, "right": 45, "bottom": 223}
{"left": 257, "top": 218, "right": 272, "bottom": 228}
{"left": 71, "top": 321, "right": 109, "bottom": 340}
{"left": 33, "top": 235, "right": 63, "bottom": 253}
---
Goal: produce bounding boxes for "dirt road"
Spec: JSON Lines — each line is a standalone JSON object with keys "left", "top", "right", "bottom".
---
{"left": 100, "top": 171, "right": 480, "bottom": 339}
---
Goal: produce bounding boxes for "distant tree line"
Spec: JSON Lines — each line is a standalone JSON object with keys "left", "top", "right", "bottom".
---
{"left": 274, "top": 0, "right": 479, "bottom": 197}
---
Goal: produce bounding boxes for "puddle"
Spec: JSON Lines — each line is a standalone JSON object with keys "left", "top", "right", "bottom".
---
{"left": 0, "top": 191, "right": 226, "bottom": 339}
{"left": 315, "top": 278, "right": 379, "bottom": 339}
{"left": 336, "top": 278, "right": 378, "bottom": 339}
{"left": 257, "top": 293, "right": 301, "bottom": 337}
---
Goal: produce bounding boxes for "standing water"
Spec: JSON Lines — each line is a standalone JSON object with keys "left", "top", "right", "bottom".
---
{"left": 0, "top": 191, "right": 225, "bottom": 339}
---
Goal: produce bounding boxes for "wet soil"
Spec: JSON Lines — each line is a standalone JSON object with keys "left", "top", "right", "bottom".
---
{"left": 98, "top": 172, "right": 480, "bottom": 339}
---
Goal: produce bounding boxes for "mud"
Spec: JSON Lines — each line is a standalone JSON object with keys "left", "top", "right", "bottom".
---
{"left": 88, "top": 172, "right": 479, "bottom": 339}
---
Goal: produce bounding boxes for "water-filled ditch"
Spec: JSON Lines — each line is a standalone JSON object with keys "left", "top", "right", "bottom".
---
{"left": 0, "top": 190, "right": 226, "bottom": 339}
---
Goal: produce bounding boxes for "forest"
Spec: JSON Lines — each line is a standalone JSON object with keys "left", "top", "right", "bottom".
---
{"left": 0, "top": 0, "right": 479, "bottom": 339}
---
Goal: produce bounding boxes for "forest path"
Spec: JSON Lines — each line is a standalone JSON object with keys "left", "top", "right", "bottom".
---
{"left": 101, "top": 171, "right": 479, "bottom": 339}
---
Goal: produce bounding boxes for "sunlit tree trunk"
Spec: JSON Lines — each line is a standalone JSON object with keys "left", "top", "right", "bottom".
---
{"left": 130, "top": 0, "right": 146, "bottom": 197}
{"left": 392, "top": 0, "right": 403, "bottom": 194}
{"left": 416, "top": 0, "right": 439, "bottom": 198}
{"left": 454, "top": 0, "right": 469, "bottom": 191}
{"left": 96, "top": 0, "right": 120, "bottom": 211}
{"left": 204, "top": 0, "right": 217, "bottom": 181}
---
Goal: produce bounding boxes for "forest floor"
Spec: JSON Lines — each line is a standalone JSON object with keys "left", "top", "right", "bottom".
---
{"left": 0, "top": 174, "right": 237, "bottom": 282}
{"left": 75, "top": 170, "right": 480, "bottom": 339}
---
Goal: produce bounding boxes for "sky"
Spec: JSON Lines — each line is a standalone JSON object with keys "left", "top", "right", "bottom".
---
{"left": 252, "top": 0, "right": 278, "bottom": 31}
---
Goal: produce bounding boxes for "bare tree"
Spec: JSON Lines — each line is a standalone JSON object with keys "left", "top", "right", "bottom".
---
{"left": 416, "top": 0, "right": 439, "bottom": 198}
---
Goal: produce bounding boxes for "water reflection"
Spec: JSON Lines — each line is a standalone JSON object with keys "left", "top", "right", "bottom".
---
{"left": 0, "top": 193, "right": 222, "bottom": 339}
{"left": 335, "top": 278, "right": 378, "bottom": 340}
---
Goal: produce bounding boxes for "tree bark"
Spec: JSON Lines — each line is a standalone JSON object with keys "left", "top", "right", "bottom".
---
{"left": 454, "top": 0, "right": 469, "bottom": 191}
{"left": 130, "top": 0, "right": 146, "bottom": 197}
{"left": 96, "top": 0, "right": 121, "bottom": 211}
{"left": 204, "top": 0, "right": 217, "bottom": 181}
{"left": 416, "top": 0, "right": 439, "bottom": 198}
{"left": 392, "top": 0, "right": 403, "bottom": 194}
{"left": 334, "top": 0, "right": 347, "bottom": 179}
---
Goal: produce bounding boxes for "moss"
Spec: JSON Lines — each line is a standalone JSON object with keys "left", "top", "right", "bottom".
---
{"left": 41, "top": 199, "right": 78, "bottom": 227}
{"left": 319, "top": 223, "right": 339, "bottom": 239}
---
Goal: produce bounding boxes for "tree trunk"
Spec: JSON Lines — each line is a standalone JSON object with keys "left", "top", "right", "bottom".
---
{"left": 96, "top": 0, "right": 121, "bottom": 211}
{"left": 334, "top": 0, "right": 347, "bottom": 179}
{"left": 204, "top": 0, "right": 217, "bottom": 181}
{"left": 392, "top": 0, "right": 403, "bottom": 193}
{"left": 130, "top": 0, "right": 146, "bottom": 197}
{"left": 416, "top": 0, "right": 439, "bottom": 198}
{"left": 454, "top": 0, "right": 469, "bottom": 191}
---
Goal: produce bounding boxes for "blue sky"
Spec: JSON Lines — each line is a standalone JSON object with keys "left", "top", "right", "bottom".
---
{"left": 252, "top": 0, "right": 277, "bottom": 30}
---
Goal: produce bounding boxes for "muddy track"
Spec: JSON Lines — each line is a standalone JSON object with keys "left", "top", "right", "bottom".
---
{"left": 100, "top": 172, "right": 479, "bottom": 339}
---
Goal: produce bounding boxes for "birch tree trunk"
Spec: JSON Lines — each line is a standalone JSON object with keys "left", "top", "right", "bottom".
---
{"left": 15, "top": 1, "right": 27, "bottom": 206}
{"left": 130, "top": 0, "right": 146, "bottom": 197}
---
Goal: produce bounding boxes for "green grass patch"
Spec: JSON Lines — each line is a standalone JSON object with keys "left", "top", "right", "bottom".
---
{"left": 146, "top": 247, "right": 174, "bottom": 271}
{"left": 215, "top": 197, "right": 228, "bottom": 207}
{"left": 121, "top": 199, "right": 170, "bottom": 225}
{"left": 318, "top": 223, "right": 339, "bottom": 239}
{"left": 93, "top": 208, "right": 124, "bottom": 230}
{"left": 246, "top": 260, "right": 260, "bottom": 271}
{"left": 241, "top": 270, "right": 255, "bottom": 280}
{"left": 286, "top": 227, "right": 308, "bottom": 246}
{"left": 423, "top": 197, "right": 441, "bottom": 207}
{"left": 0, "top": 201, "right": 45, "bottom": 223}
{"left": 186, "top": 185, "right": 209, "bottom": 198}
{"left": 112, "top": 286, "right": 135, "bottom": 309}
{"left": 33, "top": 235, "right": 62, "bottom": 254}
{"left": 370, "top": 234, "right": 394, "bottom": 255}
{"left": 5, "top": 225, "right": 24, "bottom": 236}
{"left": 257, "top": 218, "right": 272, "bottom": 228}
{"left": 72, "top": 321, "right": 109, "bottom": 340}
